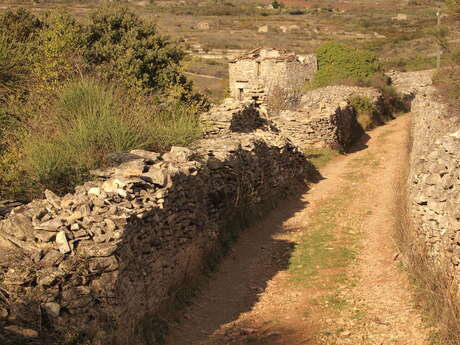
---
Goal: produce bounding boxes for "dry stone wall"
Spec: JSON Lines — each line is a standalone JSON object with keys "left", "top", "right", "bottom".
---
{"left": 0, "top": 100, "right": 313, "bottom": 341}
{"left": 270, "top": 103, "right": 359, "bottom": 151}
{"left": 268, "top": 86, "right": 384, "bottom": 151}
{"left": 395, "top": 71, "right": 460, "bottom": 286}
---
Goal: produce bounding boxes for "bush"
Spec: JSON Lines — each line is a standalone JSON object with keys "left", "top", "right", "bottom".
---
{"left": 32, "top": 12, "right": 84, "bottom": 90}
{"left": 23, "top": 80, "right": 141, "bottom": 192}
{"left": 348, "top": 96, "right": 376, "bottom": 130}
{"left": 84, "top": 6, "right": 191, "bottom": 96}
{"left": 311, "top": 42, "right": 381, "bottom": 88}
{"left": 288, "top": 9, "right": 305, "bottom": 15}
{"left": 271, "top": 1, "right": 284, "bottom": 9}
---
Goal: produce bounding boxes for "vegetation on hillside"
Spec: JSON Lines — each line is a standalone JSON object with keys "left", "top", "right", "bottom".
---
{"left": 309, "top": 41, "right": 406, "bottom": 129}
{"left": 311, "top": 41, "right": 381, "bottom": 88}
{"left": 0, "top": 6, "right": 205, "bottom": 200}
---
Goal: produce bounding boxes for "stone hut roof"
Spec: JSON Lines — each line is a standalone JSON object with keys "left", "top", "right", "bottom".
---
{"left": 230, "top": 47, "right": 300, "bottom": 63}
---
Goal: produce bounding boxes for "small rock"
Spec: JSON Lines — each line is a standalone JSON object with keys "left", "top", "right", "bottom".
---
{"left": 34, "top": 230, "right": 56, "bottom": 242}
{"left": 35, "top": 218, "right": 62, "bottom": 231}
{"left": 80, "top": 243, "right": 118, "bottom": 257}
{"left": 114, "top": 159, "right": 146, "bottom": 177}
{"left": 66, "top": 211, "right": 83, "bottom": 224}
{"left": 4, "top": 325, "right": 39, "bottom": 338}
{"left": 140, "top": 167, "right": 168, "bottom": 186}
{"left": 88, "top": 187, "right": 101, "bottom": 196}
{"left": 41, "top": 249, "right": 64, "bottom": 266}
{"left": 104, "top": 219, "right": 117, "bottom": 232}
{"left": 0, "top": 307, "right": 8, "bottom": 318}
{"left": 162, "top": 146, "right": 193, "bottom": 163}
{"left": 56, "top": 231, "right": 71, "bottom": 254}
{"left": 88, "top": 256, "right": 119, "bottom": 272}
{"left": 105, "top": 152, "right": 143, "bottom": 166}
{"left": 44, "top": 189, "right": 61, "bottom": 209}
{"left": 60, "top": 198, "right": 74, "bottom": 209}
{"left": 36, "top": 268, "right": 64, "bottom": 286}
{"left": 43, "top": 302, "right": 60, "bottom": 317}
{"left": 117, "top": 189, "right": 127, "bottom": 198}
{"left": 130, "top": 149, "right": 160, "bottom": 163}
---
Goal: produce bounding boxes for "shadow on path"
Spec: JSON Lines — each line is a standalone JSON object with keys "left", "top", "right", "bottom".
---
{"left": 165, "top": 183, "right": 317, "bottom": 345}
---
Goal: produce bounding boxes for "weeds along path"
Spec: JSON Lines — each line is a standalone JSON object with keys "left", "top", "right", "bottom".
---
{"left": 165, "top": 114, "right": 429, "bottom": 345}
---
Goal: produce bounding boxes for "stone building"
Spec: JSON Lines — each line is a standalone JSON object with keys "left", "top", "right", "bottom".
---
{"left": 228, "top": 48, "right": 317, "bottom": 102}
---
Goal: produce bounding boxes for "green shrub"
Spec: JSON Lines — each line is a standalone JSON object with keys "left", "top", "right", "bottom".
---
{"left": 348, "top": 96, "right": 377, "bottom": 130}
{"left": 0, "top": 6, "right": 205, "bottom": 198}
{"left": 272, "top": 1, "right": 284, "bottom": 9}
{"left": 149, "top": 102, "right": 202, "bottom": 151}
{"left": 311, "top": 42, "right": 381, "bottom": 88}
{"left": 84, "top": 6, "right": 191, "bottom": 96}
{"left": 288, "top": 9, "right": 305, "bottom": 15}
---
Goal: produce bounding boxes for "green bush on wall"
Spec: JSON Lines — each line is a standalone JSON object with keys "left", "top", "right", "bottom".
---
{"left": 311, "top": 41, "right": 381, "bottom": 88}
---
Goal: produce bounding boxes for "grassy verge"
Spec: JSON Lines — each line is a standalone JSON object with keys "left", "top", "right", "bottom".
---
{"left": 287, "top": 193, "right": 358, "bottom": 287}
{"left": 302, "top": 147, "right": 340, "bottom": 169}
{"left": 285, "top": 150, "right": 382, "bottom": 342}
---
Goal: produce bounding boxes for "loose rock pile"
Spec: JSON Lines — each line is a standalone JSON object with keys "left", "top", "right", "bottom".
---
{"left": 0, "top": 101, "right": 313, "bottom": 342}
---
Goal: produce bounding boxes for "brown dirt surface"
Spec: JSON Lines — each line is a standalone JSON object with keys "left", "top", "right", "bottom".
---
{"left": 165, "top": 114, "right": 431, "bottom": 345}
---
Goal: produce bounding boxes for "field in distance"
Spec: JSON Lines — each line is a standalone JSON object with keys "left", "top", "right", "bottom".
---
{"left": 1, "top": 0, "right": 449, "bottom": 101}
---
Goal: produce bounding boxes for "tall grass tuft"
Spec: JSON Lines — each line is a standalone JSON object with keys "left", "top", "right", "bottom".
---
{"left": 23, "top": 79, "right": 202, "bottom": 194}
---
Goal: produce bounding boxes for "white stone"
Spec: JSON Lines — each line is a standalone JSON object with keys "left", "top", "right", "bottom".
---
{"left": 117, "top": 189, "right": 128, "bottom": 198}
{"left": 88, "top": 187, "right": 101, "bottom": 196}
{"left": 56, "top": 231, "right": 71, "bottom": 254}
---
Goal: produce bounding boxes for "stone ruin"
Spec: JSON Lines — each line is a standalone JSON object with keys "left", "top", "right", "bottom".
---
{"left": 228, "top": 48, "right": 317, "bottom": 104}
{"left": 226, "top": 48, "right": 392, "bottom": 152}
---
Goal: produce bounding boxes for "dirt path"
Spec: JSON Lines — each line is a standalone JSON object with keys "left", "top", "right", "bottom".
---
{"left": 165, "top": 114, "right": 430, "bottom": 345}
{"left": 184, "top": 71, "right": 225, "bottom": 80}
